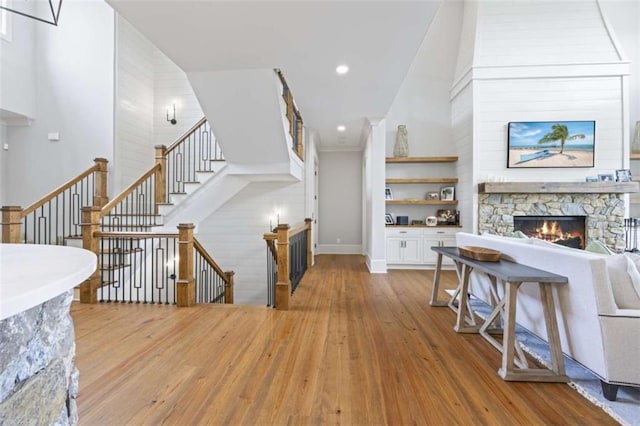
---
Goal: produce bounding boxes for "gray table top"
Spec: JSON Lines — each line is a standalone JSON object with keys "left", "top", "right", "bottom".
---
{"left": 432, "top": 246, "right": 568, "bottom": 284}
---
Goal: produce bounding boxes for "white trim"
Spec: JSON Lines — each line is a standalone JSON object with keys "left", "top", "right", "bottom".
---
{"left": 316, "top": 244, "right": 362, "bottom": 255}
{"left": 0, "top": 0, "right": 12, "bottom": 43}
{"left": 365, "top": 255, "right": 387, "bottom": 273}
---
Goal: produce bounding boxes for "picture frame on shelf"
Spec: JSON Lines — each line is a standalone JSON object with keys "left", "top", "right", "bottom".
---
{"left": 426, "top": 192, "right": 440, "bottom": 200}
{"left": 411, "top": 219, "right": 425, "bottom": 226}
{"left": 615, "top": 169, "right": 632, "bottom": 182}
{"left": 385, "top": 213, "right": 394, "bottom": 225}
{"left": 385, "top": 187, "right": 393, "bottom": 200}
{"left": 598, "top": 174, "right": 614, "bottom": 182}
{"left": 440, "top": 186, "right": 455, "bottom": 201}
{"left": 585, "top": 176, "right": 598, "bottom": 182}
{"left": 436, "top": 209, "right": 458, "bottom": 225}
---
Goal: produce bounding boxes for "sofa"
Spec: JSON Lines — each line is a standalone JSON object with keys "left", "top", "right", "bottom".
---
{"left": 455, "top": 232, "right": 640, "bottom": 400}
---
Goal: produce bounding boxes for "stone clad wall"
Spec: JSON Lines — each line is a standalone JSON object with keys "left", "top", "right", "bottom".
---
{"left": 478, "top": 193, "right": 626, "bottom": 251}
{"left": 0, "top": 290, "right": 78, "bottom": 425}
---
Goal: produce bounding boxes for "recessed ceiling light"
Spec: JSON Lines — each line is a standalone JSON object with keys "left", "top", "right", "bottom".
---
{"left": 337, "top": 125, "right": 346, "bottom": 132}
{"left": 336, "top": 64, "right": 349, "bottom": 75}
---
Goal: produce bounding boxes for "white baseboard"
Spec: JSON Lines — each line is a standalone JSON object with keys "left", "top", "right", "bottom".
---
{"left": 365, "top": 255, "right": 387, "bottom": 273}
{"left": 316, "top": 244, "right": 362, "bottom": 255}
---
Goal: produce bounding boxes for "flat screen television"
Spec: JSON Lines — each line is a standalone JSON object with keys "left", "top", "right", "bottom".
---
{"left": 507, "top": 121, "right": 595, "bottom": 168}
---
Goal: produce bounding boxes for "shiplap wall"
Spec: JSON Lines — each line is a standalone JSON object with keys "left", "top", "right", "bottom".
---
{"left": 115, "top": 17, "right": 205, "bottom": 193}
{"left": 474, "top": 77, "right": 624, "bottom": 181}
{"left": 475, "top": 1, "right": 622, "bottom": 67}
{"left": 196, "top": 181, "right": 306, "bottom": 305}
{"left": 115, "top": 17, "right": 155, "bottom": 193}
{"left": 451, "top": 85, "right": 474, "bottom": 232}
{"left": 153, "top": 51, "right": 204, "bottom": 147}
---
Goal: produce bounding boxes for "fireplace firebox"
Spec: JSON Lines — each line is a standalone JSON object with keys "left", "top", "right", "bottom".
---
{"left": 513, "top": 216, "right": 586, "bottom": 249}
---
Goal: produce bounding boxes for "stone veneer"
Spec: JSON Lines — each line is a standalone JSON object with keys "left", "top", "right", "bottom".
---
{"left": 478, "top": 193, "right": 626, "bottom": 251}
{"left": 0, "top": 290, "right": 78, "bottom": 425}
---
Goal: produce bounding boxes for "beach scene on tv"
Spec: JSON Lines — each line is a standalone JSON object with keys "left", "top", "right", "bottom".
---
{"left": 507, "top": 121, "right": 595, "bottom": 168}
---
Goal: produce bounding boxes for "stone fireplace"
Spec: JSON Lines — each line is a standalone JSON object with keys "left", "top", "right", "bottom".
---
{"left": 477, "top": 182, "right": 637, "bottom": 252}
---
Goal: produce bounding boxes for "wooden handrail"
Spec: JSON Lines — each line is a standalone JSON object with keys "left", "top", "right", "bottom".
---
{"left": 22, "top": 162, "right": 101, "bottom": 217}
{"left": 100, "top": 164, "right": 160, "bottom": 217}
{"left": 193, "top": 237, "right": 230, "bottom": 284}
{"left": 165, "top": 117, "right": 207, "bottom": 154}
{"left": 289, "top": 222, "right": 309, "bottom": 238}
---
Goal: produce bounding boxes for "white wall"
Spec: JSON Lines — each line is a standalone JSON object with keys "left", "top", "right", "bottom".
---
{"left": 385, "top": 1, "right": 464, "bottom": 228}
{"left": 317, "top": 151, "right": 362, "bottom": 254}
{"left": 0, "top": 2, "right": 36, "bottom": 119}
{"left": 115, "top": 16, "right": 154, "bottom": 193}
{"left": 0, "top": 124, "right": 7, "bottom": 205}
{"left": 6, "top": 1, "right": 115, "bottom": 206}
{"left": 196, "top": 180, "right": 305, "bottom": 305}
{"left": 114, "top": 16, "right": 204, "bottom": 193}
{"left": 153, "top": 50, "right": 204, "bottom": 147}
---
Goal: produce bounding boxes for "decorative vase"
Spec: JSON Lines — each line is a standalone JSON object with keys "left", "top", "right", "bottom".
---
{"left": 632, "top": 121, "right": 640, "bottom": 154}
{"left": 394, "top": 125, "right": 409, "bottom": 157}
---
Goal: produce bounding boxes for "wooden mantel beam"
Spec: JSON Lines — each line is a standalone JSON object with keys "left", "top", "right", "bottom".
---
{"left": 478, "top": 181, "right": 639, "bottom": 194}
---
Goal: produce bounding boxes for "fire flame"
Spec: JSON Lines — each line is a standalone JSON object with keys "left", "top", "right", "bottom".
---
{"left": 533, "top": 220, "right": 582, "bottom": 246}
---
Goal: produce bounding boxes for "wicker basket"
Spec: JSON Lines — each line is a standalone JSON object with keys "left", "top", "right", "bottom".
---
{"left": 457, "top": 246, "right": 501, "bottom": 262}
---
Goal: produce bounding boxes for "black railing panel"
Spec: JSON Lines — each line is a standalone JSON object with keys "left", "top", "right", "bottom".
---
{"left": 289, "top": 230, "right": 308, "bottom": 293}
{"left": 165, "top": 120, "right": 224, "bottom": 197}
{"left": 97, "top": 235, "right": 178, "bottom": 305}
{"left": 194, "top": 247, "right": 226, "bottom": 304}
{"left": 22, "top": 175, "right": 95, "bottom": 244}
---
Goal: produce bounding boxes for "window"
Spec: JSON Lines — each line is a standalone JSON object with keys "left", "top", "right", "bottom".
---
{"left": 0, "top": 0, "right": 12, "bottom": 42}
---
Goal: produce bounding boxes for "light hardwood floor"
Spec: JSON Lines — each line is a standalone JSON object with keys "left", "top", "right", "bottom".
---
{"left": 72, "top": 254, "right": 615, "bottom": 425}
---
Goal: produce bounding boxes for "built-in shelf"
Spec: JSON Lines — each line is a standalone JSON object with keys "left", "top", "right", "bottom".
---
{"left": 386, "top": 200, "right": 458, "bottom": 205}
{"left": 631, "top": 153, "right": 640, "bottom": 160}
{"left": 385, "top": 178, "right": 458, "bottom": 184}
{"left": 385, "top": 156, "right": 458, "bottom": 164}
{"left": 478, "top": 181, "right": 639, "bottom": 194}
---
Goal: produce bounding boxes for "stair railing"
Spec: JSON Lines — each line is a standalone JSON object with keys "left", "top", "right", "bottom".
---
{"left": 78, "top": 216, "right": 234, "bottom": 305}
{"left": 275, "top": 69, "right": 304, "bottom": 161}
{"left": 99, "top": 164, "right": 162, "bottom": 232}
{"left": 263, "top": 218, "right": 312, "bottom": 309}
{"left": 1, "top": 158, "right": 108, "bottom": 244}
{"left": 155, "top": 117, "right": 223, "bottom": 201}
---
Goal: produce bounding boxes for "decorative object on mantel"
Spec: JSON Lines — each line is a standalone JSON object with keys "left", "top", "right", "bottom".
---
{"left": 507, "top": 121, "right": 595, "bottom": 169}
{"left": 632, "top": 121, "right": 640, "bottom": 154}
{"left": 457, "top": 246, "right": 502, "bottom": 262}
{"left": 615, "top": 169, "right": 632, "bottom": 182}
{"left": 393, "top": 125, "right": 409, "bottom": 157}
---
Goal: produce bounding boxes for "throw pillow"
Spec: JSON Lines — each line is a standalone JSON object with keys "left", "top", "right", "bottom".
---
{"left": 585, "top": 240, "right": 614, "bottom": 255}
{"left": 605, "top": 254, "right": 640, "bottom": 309}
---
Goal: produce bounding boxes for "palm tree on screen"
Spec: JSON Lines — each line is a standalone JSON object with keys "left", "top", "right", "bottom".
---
{"left": 538, "top": 124, "right": 585, "bottom": 154}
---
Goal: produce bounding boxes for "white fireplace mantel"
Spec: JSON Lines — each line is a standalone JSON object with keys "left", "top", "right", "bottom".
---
{"left": 478, "top": 182, "right": 639, "bottom": 194}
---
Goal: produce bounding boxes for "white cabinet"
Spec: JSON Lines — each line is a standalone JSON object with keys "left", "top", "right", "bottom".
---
{"left": 423, "top": 229, "right": 456, "bottom": 266}
{"left": 386, "top": 228, "right": 457, "bottom": 268}
{"left": 386, "top": 229, "right": 422, "bottom": 264}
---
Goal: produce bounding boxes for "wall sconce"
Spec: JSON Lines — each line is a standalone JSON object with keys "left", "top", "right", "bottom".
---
{"left": 166, "top": 104, "right": 177, "bottom": 125}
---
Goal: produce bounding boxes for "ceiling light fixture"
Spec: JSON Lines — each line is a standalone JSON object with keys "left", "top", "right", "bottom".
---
{"left": 337, "top": 125, "right": 346, "bottom": 132}
{"left": 0, "top": 0, "right": 63, "bottom": 26}
{"left": 335, "top": 64, "right": 349, "bottom": 75}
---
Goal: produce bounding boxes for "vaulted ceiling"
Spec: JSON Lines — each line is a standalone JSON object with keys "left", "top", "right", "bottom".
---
{"left": 107, "top": 0, "right": 442, "bottom": 150}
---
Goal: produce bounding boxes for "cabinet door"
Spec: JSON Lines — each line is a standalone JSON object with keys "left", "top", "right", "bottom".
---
{"left": 403, "top": 237, "right": 422, "bottom": 264}
{"left": 386, "top": 238, "right": 404, "bottom": 264}
{"left": 422, "top": 237, "right": 441, "bottom": 264}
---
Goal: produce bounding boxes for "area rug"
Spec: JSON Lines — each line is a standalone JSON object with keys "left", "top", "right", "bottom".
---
{"left": 466, "top": 297, "right": 640, "bottom": 425}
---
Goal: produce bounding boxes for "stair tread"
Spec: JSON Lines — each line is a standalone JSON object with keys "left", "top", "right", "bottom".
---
{"left": 196, "top": 170, "right": 215, "bottom": 173}
{"left": 157, "top": 202, "right": 174, "bottom": 206}
{"left": 182, "top": 181, "right": 200, "bottom": 184}
{"left": 170, "top": 192, "right": 187, "bottom": 195}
